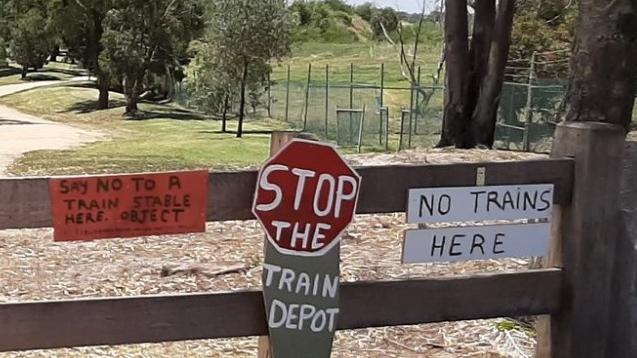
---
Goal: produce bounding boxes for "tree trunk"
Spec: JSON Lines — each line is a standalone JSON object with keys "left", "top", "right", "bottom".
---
{"left": 438, "top": 0, "right": 471, "bottom": 148}
{"left": 237, "top": 60, "right": 249, "bottom": 138}
{"left": 125, "top": 94, "right": 138, "bottom": 115}
{"left": 92, "top": 9, "right": 107, "bottom": 110}
{"left": 465, "top": 0, "right": 496, "bottom": 118}
{"left": 470, "top": 0, "right": 516, "bottom": 147}
{"left": 222, "top": 94, "right": 229, "bottom": 133}
{"left": 50, "top": 45, "right": 60, "bottom": 62}
{"left": 96, "top": 71, "right": 110, "bottom": 110}
{"left": 124, "top": 77, "right": 140, "bottom": 116}
{"left": 563, "top": 0, "right": 637, "bottom": 130}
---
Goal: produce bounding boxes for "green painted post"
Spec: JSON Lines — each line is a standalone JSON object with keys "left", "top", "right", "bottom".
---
{"left": 349, "top": 63, "right": 354, "bottom": 109}
{"left": 408, "top": 81, "right": 415, "bottom": 148}
{"left": 358, "top": 105, "right": 366, "bottom": 153}
{"left": 349, "top": 63, "right": 354, "bottom": 144}
{"left": 284, "top": 65, "right": 290, "bottom": 122}
{"left": 303, "top": 64, "right": 312, "bottom": 131}
{"left": 380, "top": 63, "right": 386, "bottom": 149}
{"left": 267, "top": 71, "right": 272, "bottom": 118}
{"left": 325, "top": 64, "right": 329, "bottom": 139}
{"left": 414, "top": 66, "right": 422, "bottom": 135}
{"left": 523, "top": 51, "right": 537, "bottom": 152}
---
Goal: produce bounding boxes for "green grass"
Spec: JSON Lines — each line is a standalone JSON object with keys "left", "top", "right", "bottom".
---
{"left": 0, "top": 62, "right": 84, "bottom": 86}
{"left": 272, "top": 41, "right": 443, "bottom": 87}
{"left": 2, "top": 86, "right": 292, "bottom": 176}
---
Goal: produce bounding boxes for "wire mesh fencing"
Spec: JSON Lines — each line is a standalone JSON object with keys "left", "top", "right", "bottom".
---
{"left": 177, "top": 55, "right": 597, "bottom": 154}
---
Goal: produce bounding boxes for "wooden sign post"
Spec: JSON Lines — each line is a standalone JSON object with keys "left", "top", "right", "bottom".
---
{"left": 402, "top": 184, "right": 554, "bottom": 264}
{"left": 253, "top": 139, "right": 361, "bottom": 358}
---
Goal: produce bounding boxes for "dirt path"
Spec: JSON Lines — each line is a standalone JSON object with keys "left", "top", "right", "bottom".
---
{"left": 0, "top": 77, "right": 100, "bottom": 175}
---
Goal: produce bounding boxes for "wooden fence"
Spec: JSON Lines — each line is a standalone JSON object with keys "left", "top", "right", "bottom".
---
{"left": 0, "top": 122, "right": 631, "bottom": 357}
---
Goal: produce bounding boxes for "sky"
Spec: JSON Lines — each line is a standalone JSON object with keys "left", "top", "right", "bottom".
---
{"left": 345, "top": 0, "right": 436, "bottom": 14}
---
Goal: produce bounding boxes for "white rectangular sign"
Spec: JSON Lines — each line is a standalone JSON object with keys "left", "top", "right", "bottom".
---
{"left": 402, "top": 223, "right": 551, "bottom": 264}
{"left": 407, "top": 184, "right": 554, "bottom": 224}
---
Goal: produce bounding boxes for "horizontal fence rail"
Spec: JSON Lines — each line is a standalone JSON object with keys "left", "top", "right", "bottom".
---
{"left": 0, "top": 159, "right": 574, "bottom": 230}
{"left": 0, "top": 269, "right": 562, "bottom": 352}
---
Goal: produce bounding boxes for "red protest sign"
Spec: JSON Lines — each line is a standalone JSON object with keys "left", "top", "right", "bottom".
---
{"left": 49, "top": 170, "right": 209, "bottom": 242}
{"left": 252, "top": 140, "right": 361, "bottom": 256}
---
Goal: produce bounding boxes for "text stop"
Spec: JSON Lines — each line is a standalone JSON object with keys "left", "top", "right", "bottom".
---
{"left": 252, "top": 140, "right": 361, "bottom": 256}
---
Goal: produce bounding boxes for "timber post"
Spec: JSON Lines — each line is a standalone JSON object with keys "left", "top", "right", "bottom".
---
{"left": 258, "top": 130, "right": 318, "bottom": 358}
{"left": 537, "top": 121, "right": 625, "bottom": 358}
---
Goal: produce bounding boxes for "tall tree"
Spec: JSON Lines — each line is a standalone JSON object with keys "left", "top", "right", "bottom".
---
{"left": 189, "top": 40, "right": 240, "bottom": 132}
{"left": 438, "top": 0, "right": 517, "bottom": 148}
{"left": 204, "top": 0, "right": 293, "bottom": 137}
{"left": 561, "top": 0, "right": 637, "bottom": 131}
{"left": 99, "top": 0, "right": 204, "bottom": 115}
{"left": 2, "top": 0, "right": 56, "bottom": 78}
{"left": 51, "top": 0, "right": 113, "bottom": 109}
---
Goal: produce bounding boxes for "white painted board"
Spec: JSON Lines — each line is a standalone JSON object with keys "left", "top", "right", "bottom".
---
{"left": 402, "top": 223, "right": 551, "bottom": 264}
{"left": 407, "top": 184, "right": 554, "bottom": 224}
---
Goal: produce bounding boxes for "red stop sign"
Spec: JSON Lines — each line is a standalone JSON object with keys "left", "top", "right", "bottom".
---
{"left": 252, "top": 140, "right": 361, "bottom": 256}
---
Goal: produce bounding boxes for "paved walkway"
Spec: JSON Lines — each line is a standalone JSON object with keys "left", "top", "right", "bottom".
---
{"left": 0, "top": 77, "right": 101, "bottom": 175}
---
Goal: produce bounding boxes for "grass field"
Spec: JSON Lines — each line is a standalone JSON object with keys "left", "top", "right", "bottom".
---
{"left": 2, "top": 86, "right": 292, "bottom": 176}
{"left": 264, "top": 41, "right": 445, "bottom": 150}
{"left": 272, "top": 41, "right": 443, "bottom": 87}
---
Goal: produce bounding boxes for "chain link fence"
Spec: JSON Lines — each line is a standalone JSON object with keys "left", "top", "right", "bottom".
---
{"left": 179, "top": 53, "right": 628, "bottom": 154}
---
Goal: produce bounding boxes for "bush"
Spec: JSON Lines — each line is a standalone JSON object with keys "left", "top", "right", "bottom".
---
{"left": 290, "top": 0, "right": 312, "bottom": 26}
{"left": 323, "top": 0, "right": 352, "bottom": 13}
{"left": 370, "top": 7, "right": 399, "bottom": 38}
{"left": 334, "top": 11, "right": 352, "bottom": 26}
{"left": 354, "top": 3, "right": 375, "bottom": 22}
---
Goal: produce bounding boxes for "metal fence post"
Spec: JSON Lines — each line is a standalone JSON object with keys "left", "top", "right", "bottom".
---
{"left": 414, "top": 66, "right": 422, "bottom": 135}
{"left": 325, "top": 64, "right": 329, "bottom": 139}
{"left": 284, "top": 65, "right": 290, "bottom": 122}
{"left": 267, "top": 71, "right": 272, "bottom": 118}
{"left": 303, "top": 63, "right": 312, "bottom": 130}
{"left": 522, "top": 51, "right": 537, "bottom": 152}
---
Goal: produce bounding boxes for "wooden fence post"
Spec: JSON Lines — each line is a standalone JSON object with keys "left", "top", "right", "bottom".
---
{"left": 259, "top": 130, "right": 316, "bottom": 358}
{"left": 607, "top": 141, "right": 637, "bottom": 358}
{"left": 536, "top": 121, "right": 625, "bottom": 358}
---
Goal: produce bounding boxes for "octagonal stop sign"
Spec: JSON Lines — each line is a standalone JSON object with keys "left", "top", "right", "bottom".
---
{"left": 252, "top": 140, "right": 361, "bottom": 256}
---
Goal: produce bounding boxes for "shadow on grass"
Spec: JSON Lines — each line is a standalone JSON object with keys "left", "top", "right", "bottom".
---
{"left": 0, "top": 67, "right": 21, "bottom": 78}
{"left": 0, "top": 118, "right": 39, "bottom": 125}
{"left": 23, "top": 74, "right": 63, "bottom": 81}
{"left": 62, "top": 99, "right": 128, "bottom": 114}
{"left": 43, "top": 67, "right": 87, "bottom": 76}
{"left": 126, "top": 107, "right": 206, "bottom": 121}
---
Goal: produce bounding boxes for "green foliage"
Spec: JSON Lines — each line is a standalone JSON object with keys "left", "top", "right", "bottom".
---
{"left": 49, "top": 0, "right": 111, "bottom": 71}
{"left": 290, "top": 1, "right": 313, "bottom": 26}
{"left": 289, "top": 1, "right": 362, "bottom": 43}
{"left": 511, "top": 0, "right": 575, "bottom": 59}
{"left": 323, "top": 0, "right": 352, "bottom": 13}
{"left": 99, "top": 0, "right": 205, "bottom": 114}
{"left": 191, "top": 0, "right": 293, "bottom": 134}
{"left": 354, "top": 2, "right": 375, "bottom": 22}
{"left": 0, "top": 38, "right": 7, "bottom": 63}
{"left": 2, "top": 0, "right": 57, "bottom": 73}
{"left": 397, "top": 21, "right": 443, "bottom": 45}
{"left": 370, "top": 7, "right": 399, "bottom": 38}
